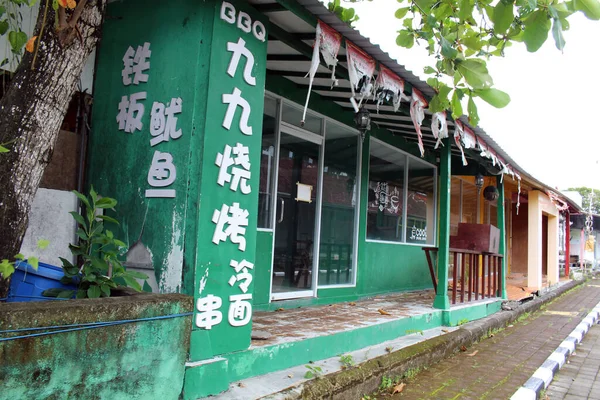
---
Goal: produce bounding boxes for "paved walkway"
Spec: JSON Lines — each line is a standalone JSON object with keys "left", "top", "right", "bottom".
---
{"left": 387, "top": 281, "right": 600, "bottom": 399}
{"left": 546, "top": 317, "right": 600, "bottom": 399}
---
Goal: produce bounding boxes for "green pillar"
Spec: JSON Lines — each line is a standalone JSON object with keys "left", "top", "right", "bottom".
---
{"left": 433, "top": 138, "right": 451, "bottom": 310}
{"left": 496, "top": 175, "right": 508, "bottom": 299}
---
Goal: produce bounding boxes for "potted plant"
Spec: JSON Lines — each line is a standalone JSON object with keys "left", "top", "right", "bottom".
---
{"left": 43, "top": 188, "right": 148, "bottom": 299}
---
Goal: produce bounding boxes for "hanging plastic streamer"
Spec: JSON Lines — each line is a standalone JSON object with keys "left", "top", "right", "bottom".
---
{"left": 516, "top": 175, "right": 521, "bottom": 215}
{"left": 431, "top": 111, "right": 448, "bottom": 149}
{"left": 301, "top": 21, "right": 342, "bottom": 126}
{"left": 372, "top": 64, "right": 404, "bottom": 113}
{"left": 346, "top": 41, "right": 376, "bottom": 110}
{"left": 410, "top": 89, "right": 428, "bottom": 156}
{"left": 547, "top": 190, "right": 570, "bottom": 212}
{"left": 454, "top": 120, "right": 468, "bottom": 165}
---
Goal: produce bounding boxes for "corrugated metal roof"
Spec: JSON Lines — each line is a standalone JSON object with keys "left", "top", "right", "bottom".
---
{"left": 258, "top": 0, "right": 580, "bottom": 210}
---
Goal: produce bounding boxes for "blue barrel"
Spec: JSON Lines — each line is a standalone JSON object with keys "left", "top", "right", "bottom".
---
{"left": 6, "top": 261, "right": 77, "bottom": 302}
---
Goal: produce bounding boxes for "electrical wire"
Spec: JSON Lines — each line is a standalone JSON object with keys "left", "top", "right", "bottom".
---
{"left": 0, "top": 312, "right": 193, "bottom": 342}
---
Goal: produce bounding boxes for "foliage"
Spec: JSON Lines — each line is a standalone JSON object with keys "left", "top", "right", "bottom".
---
{"left": 43, "top": 188, "right": 147, "bottom": 299}
{"left": 0, "top": 238, "right": 47, "bottom": 278}
{"left": 327, "top": 0, "right": 362, "bottom": 25}
{"left": 304, "top": 364, "right": 323, "bottom": 379}
{"left": 566, "top": 187, "right": 600, "bottom": 213}
{"left": 331, "top": 0, "right": 599, "bottom": 126}
{"left": 339, "top": 354, "right": 355, "bottom": 369}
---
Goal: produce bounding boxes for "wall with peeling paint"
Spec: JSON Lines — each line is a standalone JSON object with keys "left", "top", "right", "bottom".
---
{"left": 0, "top": 294, "right": 193, "bottom": 399}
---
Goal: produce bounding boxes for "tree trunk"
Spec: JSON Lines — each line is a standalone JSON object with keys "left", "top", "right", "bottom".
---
{"left": 0, "top": 0, "right": 106, "bottom": 297}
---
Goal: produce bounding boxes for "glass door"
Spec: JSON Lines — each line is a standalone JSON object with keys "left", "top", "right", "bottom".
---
{"left": 271, "top": 125, "right": 323, "bottom": 300}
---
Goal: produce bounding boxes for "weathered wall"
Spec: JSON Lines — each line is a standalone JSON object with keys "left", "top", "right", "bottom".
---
{"left": 19, "top": 188, "right": 78, "bottom": 265}
{"left": 0, "top": 294, "right": 192, "bottom": 400}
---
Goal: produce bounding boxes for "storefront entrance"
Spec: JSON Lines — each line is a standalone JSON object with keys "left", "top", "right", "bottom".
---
{"left": 271, "top": 125, "right": 322, "bottom": 299}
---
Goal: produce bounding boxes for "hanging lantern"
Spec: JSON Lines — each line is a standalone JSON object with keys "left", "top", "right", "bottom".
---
{"left": 475, "top": 173, "right": 484, "bottom": 192}
{"left": 483, "top": 185, "right": 499, "bottom": 202}
{"left": 354, "top": 105, "right": 371, "bottom": 142}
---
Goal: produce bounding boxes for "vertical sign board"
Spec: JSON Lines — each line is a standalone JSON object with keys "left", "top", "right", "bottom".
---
{"left": 192, "top": 1, "right": 268, "bottom": 358}
{"left": 88, "top": 1, "right": 204, "bottom": 294}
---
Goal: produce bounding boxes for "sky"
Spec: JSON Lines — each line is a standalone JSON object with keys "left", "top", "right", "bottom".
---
{"left": 348, "top": 2, "right": 600, "bottom": 190}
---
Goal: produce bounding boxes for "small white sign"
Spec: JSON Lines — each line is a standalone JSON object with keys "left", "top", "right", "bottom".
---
{"left": 296, "top": 182, "right": 313, "bottom": 203}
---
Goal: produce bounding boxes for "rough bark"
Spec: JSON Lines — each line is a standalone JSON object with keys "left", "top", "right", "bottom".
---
{"left": 0, "top": 0, "right": 106, "bottom": 297}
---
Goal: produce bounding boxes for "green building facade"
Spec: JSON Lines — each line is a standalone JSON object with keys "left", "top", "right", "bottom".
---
{"left": 87, "top": 0, "right": 509, "bottom": 397}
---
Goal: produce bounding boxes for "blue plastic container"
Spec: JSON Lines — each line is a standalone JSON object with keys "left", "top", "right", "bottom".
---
{"left": 6, "top": 261, "right": 77, "bottom": 302}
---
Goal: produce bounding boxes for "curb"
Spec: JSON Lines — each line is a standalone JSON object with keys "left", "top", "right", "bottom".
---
{"left": 269, "top": 279, "right": 585, "bottom": 400}
{"left": 511, "top": 299, "right": 600, "bottom": 400}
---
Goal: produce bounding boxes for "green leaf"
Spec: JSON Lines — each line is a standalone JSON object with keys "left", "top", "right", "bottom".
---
{"left": 69, "top": 211, "right": 87, "bottom": 229}
{"left": 87, "top": 286, "right": 102, "bottom": 298}
{"left": 451, "top": 90, "right": 464, "bottom": 119}
{"left": 0, "top": 259, "right": 15, "bottom": 278}
{"left": 402, "top": 17, "right": 413, "bottom": 28}
{"left": 0, "top": 20, "right": 8, "bottom": 36}
{"left": 423, "top": 66, "right": 437, "bottom": 74}
{"left": 122, "top": 275, "right": 142, "bottom": 292}
{"left": 473, "top": 88, "right": 511, "bottom": 108}
{"left": 467, "top": 95, "right": 480, "bottom": 126}
{"left": 458, "top": 0, "right": 475, "bottom": 21}
{"left": 59, "top": 257, "right": 74, "bottom": 269}
{"left": 42, "top": 288, "right": 63, "bottom": 298}
{"left": 456, "top": 59, "right": 493, "bottom": 89}
{"left": 72, "top": 190, "right": 91, "bottom": 210}
{"left": 0, "top": 6, "right": 5, "bottom": 18}
{"left": 100, "top": 284, "right": 111, "bottom": 297}
{"left": 60, "top": 275, "right": 74, "bottom": 285}
{"left": 96, "top": 197, "right": 117, "bottom": 209}
{"left": 396, "top": 30, "right": 415, "bottom": 48}
{"left": 14, "top": 253, "right": 25, "bottom": 260}
{"left": 124, "top": 270, "right": 149, "bottom": 280}
{"left": 76, "top": 228, "right": 89, "bottom": 241}
{"left": 428, "top": 94, "right": 446, "bottom": 113}
{"left": 493, "top": 1, "right": 514, "bottom": 33}
{"left": 551, "top": 18, "right": 566, "bottom": 50}
{"left": 441, "top": 36, "right": 458, "bottom": 59}
{"left": 37, "top": 239, "right": 50, "bottom": 250}
{"left": 76, "top": 289, "right": 87, "bottom": 299}
{"left": 414, "top": 0, "right": 436, "bottom": 13}
{"left": 90, "top": 186, "right": 98, "bottom": 205}
{"left": 395, "top": 7, "right": 410, "bottom": 18}
{"left": 28, "top": 256, "right": 39, "bottom": 270}
{"left": 528, "top": 0, "right": 538, "bottom": 8}
{"left": 98, "top": 214, "right": 119, "bottom": 225}
{"left": 575, "top": 0, "right": 600, "bottom": 19}
{"left": 8, "top": 30, "right": 27, "bottom": 53}
{"left": 523, "top": 10, "right": 551, "bottom": 52}
{"left": 57, "top": 290, "right": 75, "bottom": 299}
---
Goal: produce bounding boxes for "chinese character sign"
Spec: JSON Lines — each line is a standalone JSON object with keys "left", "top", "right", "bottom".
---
{"left": 193, "top": 0, "right": 268, "bottom": 357}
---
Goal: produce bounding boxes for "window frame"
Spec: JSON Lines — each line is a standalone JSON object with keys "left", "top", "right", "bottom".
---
{"left": 365, "top": 137, "right": 438, "bottom": 247}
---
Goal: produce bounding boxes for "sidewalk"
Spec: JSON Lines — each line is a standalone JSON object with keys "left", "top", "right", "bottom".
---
{"left": 386, "top": 280, "right": 600, "bottom": 399}
{"left": 546, "top": 315, "right": 600, "bottom": 399}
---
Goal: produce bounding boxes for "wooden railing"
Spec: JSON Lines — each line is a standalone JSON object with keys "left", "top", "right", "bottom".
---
{"left": 423, "top": 247, "right": 503, "bottom": 305}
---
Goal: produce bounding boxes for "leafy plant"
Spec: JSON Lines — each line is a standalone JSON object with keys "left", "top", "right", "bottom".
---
{"left": 43, "top": 188, "right": 147, "bottom": 299}
{"left": 333, "top": 0, "right": 600, "bottom": 125}
{"left": 304, "top": 364, "right": 323, "bottom": 379}
{"left": 379, "top": 375, "right": 394, "bottom": 390}
{"left": 456, "top": 318, "right": 469, "bottom": 326}
{"left": 340, "top": 354, "right": 355, "bottom": 369}
{"left": 328, "top": 0, "right": 361, "bottom": 25}
{"left": 0, "top": 238, "right": 47, "bottom": 278}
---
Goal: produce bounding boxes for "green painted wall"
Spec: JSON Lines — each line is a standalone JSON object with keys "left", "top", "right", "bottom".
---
{"left": 254, "top": 230, "right": 274, "bottom": 306}
{"left": 0, "top": 294, "right": 193, "bottom": 400}
{"left": 87, "top": 0, "right": 214, "bottom": 296}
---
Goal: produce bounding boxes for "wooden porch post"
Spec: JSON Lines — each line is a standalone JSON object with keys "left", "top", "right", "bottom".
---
{"left": 496, "top": 175, "right": 508, "bottom": 299}
{"left": 433, "top": 138, "right": 451, "bottom": 310}
{"left": 565, "top": 211, "right": 570, "bottom": 277}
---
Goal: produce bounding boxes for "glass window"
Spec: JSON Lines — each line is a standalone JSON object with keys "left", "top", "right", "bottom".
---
{"left": 318, "top": 122, "right": 359, "bottom": 286}
{"left": 462, "top": 180, "right": 478, "bottom": 224}
{"left": 367, "top": 140, "right": 406, "bottom": 242}
{"left": 450, "top": 177, "right": 461, "bottom": 236}
{"left": 281, "top": 103, "right": 322, "bottom": 135}
{"left": 257, "top": 96, "right": 278, "bottom": 229}
{"left": 405, "top": 158, "right": 436, "bottom": 245}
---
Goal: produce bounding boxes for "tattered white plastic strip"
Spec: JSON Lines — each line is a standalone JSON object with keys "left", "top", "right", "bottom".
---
{"left": 410, "top": 89, "right": 428, "bottom": 157}
{"left": 431, "top": 111, "right": 448, "bottom": 149}
{"left": 454, "top": 120, "right": 468, "bottom": 165}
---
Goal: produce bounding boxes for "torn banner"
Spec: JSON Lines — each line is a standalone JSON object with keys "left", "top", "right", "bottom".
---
{"left": 431, "top": 111, "right": 448, "bottom": 149}
{"left": 410, "top": 89, "right": 428, "bottom": 156}
{"left": 373, "top": 65, "right": 404, "bottom": 113}
{"left": 302, "top": 20, "right": 342, "bottom": 125}
{"left": 346, "top": 40, "right": 376, "bottom": 110}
